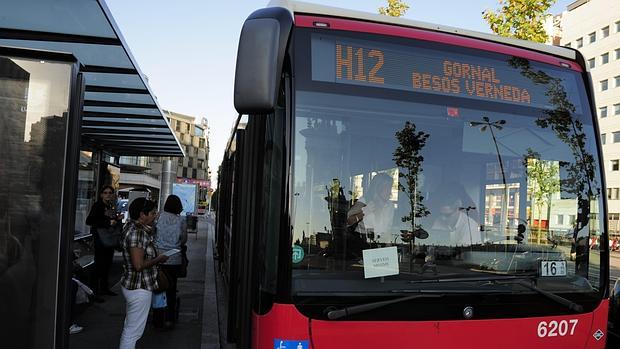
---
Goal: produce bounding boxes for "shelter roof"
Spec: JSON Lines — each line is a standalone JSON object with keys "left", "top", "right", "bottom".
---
{"left": 0, "top": 0, "right": 184, "bottom": 157}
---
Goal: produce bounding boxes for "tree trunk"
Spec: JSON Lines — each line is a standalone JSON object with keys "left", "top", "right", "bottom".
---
{"left": 537, "top": 203, "right": 543, "bottom": 244}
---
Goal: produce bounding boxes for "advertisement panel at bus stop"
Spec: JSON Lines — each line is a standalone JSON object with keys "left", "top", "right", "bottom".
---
{"left": 173, "top": 183, "right": 198, "bottom": 215}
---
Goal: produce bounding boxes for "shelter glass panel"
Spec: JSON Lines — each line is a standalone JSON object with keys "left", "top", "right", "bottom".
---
{"left": 0, "top": 55, "right": 72, "bottom": 348}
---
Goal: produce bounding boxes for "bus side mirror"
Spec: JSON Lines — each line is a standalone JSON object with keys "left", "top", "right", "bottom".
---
{"left": 234, "top": 7, "right": 293, "bottom": 115}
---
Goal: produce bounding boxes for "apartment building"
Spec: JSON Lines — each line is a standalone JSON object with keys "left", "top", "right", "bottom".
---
{"left": 557, "top": 0, "right": 620, "bottom": 233}
{"left": 164, "top": 110, "right": 210, "bottom": 181}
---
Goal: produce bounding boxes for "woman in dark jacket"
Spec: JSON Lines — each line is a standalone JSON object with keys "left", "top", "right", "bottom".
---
{"left": 86, "top": 185, "right": 121, "bottom": 298}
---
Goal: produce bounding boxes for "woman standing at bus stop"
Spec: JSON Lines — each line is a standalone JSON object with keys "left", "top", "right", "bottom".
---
{"left": 119, "top": 197, "right": 168, "bottom": 349}
{"left": 86, "top": 185, "right": 121, "bottom": 299}
{"left": 154, "top": 194, "right": 188, "bottom": 329}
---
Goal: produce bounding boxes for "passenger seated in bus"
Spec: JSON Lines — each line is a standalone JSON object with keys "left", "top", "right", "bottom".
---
{"left": 347, "top": 173, "right": 395, "bottom": 243}
{"left": 429, "top": 188, "right": 482, "bottom": 246}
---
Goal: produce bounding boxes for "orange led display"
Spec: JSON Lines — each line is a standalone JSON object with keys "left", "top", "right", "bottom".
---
{"left": 333, "top": 42, "right": 533, "bottom": 105}
{"left": 336, "top": 44, "right": 385, "bottom": 85}
{"left": 411, "top": 60, "right": 531, "bottom": 104}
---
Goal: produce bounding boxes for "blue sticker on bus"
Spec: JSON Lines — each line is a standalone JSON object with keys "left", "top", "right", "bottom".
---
{"left": 292, "top": 245, "right": 305, "bottom": 263}
{"left": 274, "top": 339, "right": 309, "bottom": 349}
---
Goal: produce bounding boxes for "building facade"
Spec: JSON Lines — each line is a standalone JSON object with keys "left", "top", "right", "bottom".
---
{"left": 164, "top": 110, "right": 210, "bottom": 181}
{"left": 557, "top": 0, "right": 620, "bottom": 234}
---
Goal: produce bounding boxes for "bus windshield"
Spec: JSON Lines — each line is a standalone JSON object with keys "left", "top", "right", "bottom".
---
{"left": 291, "top": 28, "right": 604, "bottom": 300}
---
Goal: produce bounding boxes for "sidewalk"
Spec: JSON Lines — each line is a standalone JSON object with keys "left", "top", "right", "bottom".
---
{"left": 69, "top": 217, "right": 213, "bottom": 349}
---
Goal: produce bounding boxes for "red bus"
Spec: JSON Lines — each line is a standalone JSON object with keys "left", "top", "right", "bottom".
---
{"left": 216, "top": 1, "right": 610, "bottom": 348}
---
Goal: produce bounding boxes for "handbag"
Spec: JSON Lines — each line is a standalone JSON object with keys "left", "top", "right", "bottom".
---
{"left": 154, "top": 267, "right": 170, "bottom": 293}
{"left": 97, "top": 225, "right": 122, "bottom": 248}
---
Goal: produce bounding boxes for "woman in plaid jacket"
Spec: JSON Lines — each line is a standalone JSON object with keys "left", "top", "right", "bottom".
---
{"left": 118, "top": 198, "right": 168, "bottom": 349}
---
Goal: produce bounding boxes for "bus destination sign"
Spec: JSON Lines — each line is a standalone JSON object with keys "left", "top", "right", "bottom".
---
{"left": 310, "top": 34, "right": 578, "bottom": 111}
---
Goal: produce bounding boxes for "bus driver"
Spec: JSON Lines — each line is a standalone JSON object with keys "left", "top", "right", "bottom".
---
{"left": 347, "top": 173, "right": 395, "bottom": 243}
{"left": 430, "top": 189, "right": 482, "bottom": 246}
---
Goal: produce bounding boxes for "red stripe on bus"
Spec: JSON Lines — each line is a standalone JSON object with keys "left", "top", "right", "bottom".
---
{"left": 295, "top": 15, "right": 583, "bottom": 72}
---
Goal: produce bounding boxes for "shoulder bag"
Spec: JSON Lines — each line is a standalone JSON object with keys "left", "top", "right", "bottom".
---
{"left": 97, "top": 224, "right": 122, "bottom": 248}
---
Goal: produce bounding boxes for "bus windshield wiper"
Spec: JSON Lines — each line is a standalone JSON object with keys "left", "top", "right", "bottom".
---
{"left": 326, "top": 293, "right": 442, "bottom": 320}
{"left": 409, "top": 275, "right": 583, "bottom": 312}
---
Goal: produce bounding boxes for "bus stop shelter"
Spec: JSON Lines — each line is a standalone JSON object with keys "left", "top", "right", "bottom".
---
{"left": 0, "top": 1, "right": 183, "bottom": 348}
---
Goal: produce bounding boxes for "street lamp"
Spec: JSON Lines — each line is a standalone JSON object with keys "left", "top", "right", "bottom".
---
{"left": 470, "top": 117, "right": 509, "bottom": 240}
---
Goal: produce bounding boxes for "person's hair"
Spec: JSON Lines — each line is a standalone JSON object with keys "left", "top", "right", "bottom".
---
{"left": 128, "top": 197, "right": 156, "bottom": 220}
{"left": 99, "top": 185, "right": 115, "bottom": 196}
{"left": 433, "top": 182, "right": 475, "bottom": 209}
{"left": 367, "top": 173, "right": 393, "bottom": 200}
{"left": 163, "top": 195, "right": 183, "bottom": 215}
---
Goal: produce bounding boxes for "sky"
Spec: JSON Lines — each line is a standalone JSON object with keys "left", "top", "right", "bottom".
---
{"left": 105, "top": 0, "right": 575, "bottom": 187}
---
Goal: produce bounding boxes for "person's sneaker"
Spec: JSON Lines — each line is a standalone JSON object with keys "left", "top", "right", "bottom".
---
{"left": 69, "top": 324, "right": 83, "bottom": 334}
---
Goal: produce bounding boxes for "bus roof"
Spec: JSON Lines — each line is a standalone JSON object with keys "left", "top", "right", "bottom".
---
{"left": 268, "top": 0, "right": 577, "bottom": 62}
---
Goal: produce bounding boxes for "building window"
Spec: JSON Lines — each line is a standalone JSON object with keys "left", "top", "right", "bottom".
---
{"left": 601, "top": 79, "right": 609, "bottom": 91}
{"left": 600, "top": 106, "right": 608, "bottom": 118}
{"left": 617, "top": 48, "right": 620, "bottom": 60}
{"left": 602, "top": 52, "right": 609, "bottom": 64}
{"left": 616, "top": 75, "right": 620, "bottom": 87}
{"left": 557, "top": 215, "right": 564, "bottom": 225}
{"left": 602, "top": 133, "right": 607, "bottom": 144}
{"left": 602, "top": 26, "right": 610, "bottom": 38}
{"left": 616, "top": 21, "right": 620, "bottom": 33}
{"left": 199, "top": 138, "right": 205, "bottom": 148}
{"left": 613, "top": 160, "right": 620, "bottom": 171}
{"left": 588, "top": 58, "right": 595, "bottom": 68}
{"left": 175, "top": 120, "right": 180, "bottom": 132}
{"left": 615, "top": 104, "right": 620, "bottom": 115}
{"left": 188, "top": 158, "right": 193, "bottom": 167}
{"left": 613, "top": 131, "right": 620, "bottom": 143}
{"left": 589, "top": 32, "right": 596, "bottom": 43}
{"left": 182, "top": 167, "right": 188, "bottom": 178}
{"left": 577, "top": 37, "right": 583, "bottom": 48}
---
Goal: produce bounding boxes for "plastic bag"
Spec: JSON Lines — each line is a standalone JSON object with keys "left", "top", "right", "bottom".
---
{"left": 72, "top": 278, "right": 94, "bottom": 304}
{"left": 152, "top": 292, "right": 167, "bottom": 309}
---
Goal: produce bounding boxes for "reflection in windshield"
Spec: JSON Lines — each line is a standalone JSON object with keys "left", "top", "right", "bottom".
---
{"left": 292, "top": 58, "right": 602, "bottom": 298}
{"left": 510, "top": 57, "right": 601, "bottom": 282}
{"left": 393, "top": 121, "right": 430, "bottom": 273}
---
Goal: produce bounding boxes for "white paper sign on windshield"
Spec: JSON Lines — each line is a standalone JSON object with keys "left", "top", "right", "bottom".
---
{"left": 363, "top": 246, "right": 399, "bottom": 279}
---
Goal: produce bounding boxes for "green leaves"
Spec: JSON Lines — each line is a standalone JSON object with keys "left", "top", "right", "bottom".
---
{"left": 378, "top": 0, "right": 410, "bottom": 17}
{"left": 483, "top": 0, "right": 556, "bottom": 43}
{"left": 393, "top": 121, "right": 430, "bottom": 229}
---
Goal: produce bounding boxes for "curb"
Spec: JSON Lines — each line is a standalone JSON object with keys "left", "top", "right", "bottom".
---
{"left": 201, "top": 219, "right": 221, "bottom": 349}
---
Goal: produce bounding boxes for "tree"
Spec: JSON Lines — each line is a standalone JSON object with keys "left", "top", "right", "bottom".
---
{"left": 379, "top": 0, "right": 410, "bottom": 17}
{"left": 523, "top": 149, "right": 560, "bottom": 244}
{"left": 393, "top": 121, "right": 430, "bottom": 238}
{"left": 483, "top": 0, "right": 556, "bottom": 43}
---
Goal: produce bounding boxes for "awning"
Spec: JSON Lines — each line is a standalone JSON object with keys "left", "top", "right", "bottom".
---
{"left": 0, "top": 0, "right": 184, "bottom": 157}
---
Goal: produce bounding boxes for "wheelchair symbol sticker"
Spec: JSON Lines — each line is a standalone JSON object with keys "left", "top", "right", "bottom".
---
{"left": 275, "top": 340, "right": 308, "bottom": 349}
